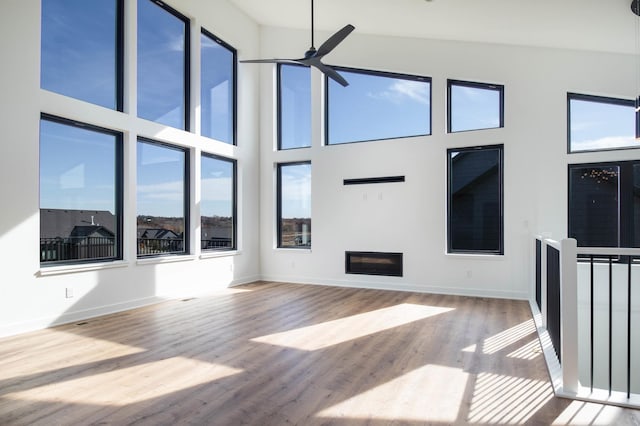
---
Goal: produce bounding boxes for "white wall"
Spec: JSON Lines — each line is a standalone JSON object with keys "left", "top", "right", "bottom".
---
{"left": 257, "top": 26, "right": 639, "bottom": 300}
{"left": 0, "top": 0, "right": 261, "bottom": 337}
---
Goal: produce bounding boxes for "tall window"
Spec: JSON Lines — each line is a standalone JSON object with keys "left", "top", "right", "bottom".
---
{"left": 448, "top": 80, "right": 504, "bottom": 133}
{"left": 278, "top": 64, "right": 311, "bottom": 150}
{"left": 277, "top": 162, "right": 311, "bottom": 248}
{"left": 326, "top": 67, "right": 431, "bottom": 145}
{"left": 137, "top": 0, "right": 189, "bottom": 130}
{"left": 569, "top": 161, "right": 640, "bottom": 247}
{"left": 137, "top": 139, "right": 189, "bottom": 256}
{"left": 448, "top": 145, "right": 504, "bottom": 254}
{"left": 39, "top": 115, "right": 122, "bottom": 264}
{"left": 567, "top": 93, "right": 637, "bottom": 153}
{"left": 201, "top": 29, "right": 236, "bottom": 144}
{"left": 201, "top": 154, "right": 236, "bottom": 251}
{"left": 41, "top": 0, "right": 123, "bottom": 110}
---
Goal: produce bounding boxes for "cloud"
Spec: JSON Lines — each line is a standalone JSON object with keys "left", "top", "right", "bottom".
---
{"left": 572, "top": 136, "right": 638, "bottom": 151}
{"left": 368, "top": 80, "right": 430, "bottom": 105}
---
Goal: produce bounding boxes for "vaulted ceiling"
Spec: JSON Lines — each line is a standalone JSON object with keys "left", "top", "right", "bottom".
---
{"left": 229, "top": 0, "right": 640, "bottom": 54}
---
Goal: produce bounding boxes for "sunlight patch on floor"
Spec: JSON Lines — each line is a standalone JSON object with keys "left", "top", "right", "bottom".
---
{"left": 0, "top": 333, "right": 145, "bottom": 380}
{"left": 4, "top": 357, "right": 242, "bottom": 406}
{"left": 251, "top": 303, "right": 453, "bottom": 351}
{"left": 316, "top": 364, "right": 469, "bottom": 423}
{"left": 467, "top": 372, "right": 553, "bottom": 424}
{"left": 482, "top": 320, "right": 536, "bottom": 355}
{"left": 551, "top": 400, "right": 630, "bottom": 425}
{"left": 506, "top": 338, "right": 542, "bottom": 360}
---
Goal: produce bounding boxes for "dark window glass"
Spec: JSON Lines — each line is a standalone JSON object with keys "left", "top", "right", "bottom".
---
{"left": 39, "top": 116, "right": 122, "bottom": 264}
{"left": 137, "top": 139, "right": 188, "bottom": 256}
{"left": 568, "top": 166, "right": 619, "bottom": 247}
{"left": 201, "top": 30, "right": 236, "bottom": 144}
{"left": 448, "top": 80, "right": 504, "bottom": 133}
{"left": 569, "top": 161, "right": 640, "bottom": 248}
{"left": 201, "top": 154, "right": 236, "bottom": 251}
{"left": 277, "top": 162, "right": 311, "bottom": 248}
{"left": 279, "top": 64, "right": 311, "bottom": 149}
{"left": 448, "top": 145, "right": 503, "bottom": 254}
{"left": 41, "top": 0, "right": 122, "bottom": 110}
{"left": 137, "top": 0, "right": 189, "bottom": 130}
{"left": 327, "top": 68, "right": 431, "bottom": 144}
{"left": 568, "top": 93, "right": 636, "bottom": 153}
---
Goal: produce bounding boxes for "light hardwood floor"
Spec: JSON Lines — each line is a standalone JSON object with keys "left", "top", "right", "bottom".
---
{"left": 0, "top": 281, "right": 638, "bottom": 425}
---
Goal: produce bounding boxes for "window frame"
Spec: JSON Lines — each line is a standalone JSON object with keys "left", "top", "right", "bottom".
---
{"left": 567, "top": 92, "right": 637, "bottom": 154}
{"left": 40, "top": 0, "right": 125, "bottom": 111}
{"left": 200, "top": 27, "right": 237, "bottom": 145}
{"left": 277, "top": 63, "right": 312, "bottom": 150}
{"left": 39, "top": 113, "right": 124, "bottom": 266}
{"left": 568, "top": 160, "right": 638, "bottom": 249}
{"left": 325, "top": 66, "right": 432, "bottom": 145}
{"left": 447, "top": 79, "right": 504, "bottom": 133}
{"left": 136, "top": 137, "right": 190, "bottom": 258}
{"left": 276, "top": 161, "right": 312, "bottom": 249}
{"left": 447, "top": 144, "right": 504, "bottom": 255}
{"left": 137, "top": 0, "right": 191, "bottom": 131}
{"left": 200, "top": 152, "right": 237, "bottom": 252}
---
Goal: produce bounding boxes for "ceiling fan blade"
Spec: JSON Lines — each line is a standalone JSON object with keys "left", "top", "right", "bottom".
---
{"left": 315, "top": 24, "right": 355, "bottom": 57}
{"left": 313, "top": 61, "right": 349, "bottom": 87}
{"left": 240, "top": 58, "right": 302, "bottom": 65}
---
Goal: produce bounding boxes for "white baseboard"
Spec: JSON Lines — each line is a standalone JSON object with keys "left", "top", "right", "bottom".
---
{"left": 0, "top": 295, "right": 166, "bottom": 338}
{"left": 259, "top": 274, "right": 529, "bottom": 300}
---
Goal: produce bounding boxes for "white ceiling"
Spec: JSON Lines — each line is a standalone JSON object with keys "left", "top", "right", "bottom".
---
{"left": 229, "top": 0, "right": 640, "bottom": 55}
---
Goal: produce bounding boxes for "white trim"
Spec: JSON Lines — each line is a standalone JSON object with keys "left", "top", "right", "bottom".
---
{"left": 38, "top": 260, "right": 129, "bottom": 277}
{"left": 259, "top": 275, "right": 528, "bottom": 300}
{"left": 0, "top": 295, "right": 165, "bottom": 338}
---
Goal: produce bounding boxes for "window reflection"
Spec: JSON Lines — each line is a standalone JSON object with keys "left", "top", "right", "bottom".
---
{"left": 278, "top": 163, "right": 311, "bottom": 248}
{"left": 201, "top": 155, "right": 235, "bottom": 250}
{"left": 448, "top": 80, "right": 503, "bottom": 133}
{"left": 137, "top": 0, "right": 188, "bottom": 130}
{"left": 448, "top": 146, "right": 503, "bottom": 254}
{"left": 568, "top": 94, "right": 636, "bottom": 153}
{"left": 137, "top": 140, "right": 188, "bottom": 256}
{"left": 279, "top": 65, "right": 311, "bottom": 149}
{"left": 39, "top": 117, "right": 121, "bottom": 263}
{"left": 327, "top": 68, "right": 431, "bottom": 144}
{"left": 41, "top": 0, "right": 121, "bottom": 109}
{"left": 201, "top": 30, "right": 235, "bottom": 144}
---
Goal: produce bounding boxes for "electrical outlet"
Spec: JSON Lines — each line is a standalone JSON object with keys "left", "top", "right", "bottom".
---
{"left": 65, "top": 287, "right": 74, "bottom": 298}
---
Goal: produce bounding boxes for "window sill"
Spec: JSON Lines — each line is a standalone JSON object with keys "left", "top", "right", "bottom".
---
{"left": 136, "top": 254, "right": 196, "bottom": 266}
{"left": 446, "top": 252, "right": 505, "bottom": 261}
{"left": 200, "top": 250, "right": 241, "bottom": 259}
{"left": 38, "top": 260, "right": 129, "bottom": 277}
{"left": 274, "top": 247, "right": 312, "bottom": 253}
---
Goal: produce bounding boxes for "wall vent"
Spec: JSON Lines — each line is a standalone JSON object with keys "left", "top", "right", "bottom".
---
{"left": 343, "top": 176, "right": 405, "bottom": 185}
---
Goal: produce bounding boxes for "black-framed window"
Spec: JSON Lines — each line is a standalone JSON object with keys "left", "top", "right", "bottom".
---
{"left": 568, "top": 161, "right": 640, "bottom": 248}
{"left": 447, "top": 80, "right": 504, "bottom": 133}
{"left": 201, "top": 29, "right": 236, "bottom": 144}
{"left": 39, "top": 114, "right": 123, "bottom": 265}
{"left": 137, "top": 138, "right": 189, "bottom": 257}
{"left": 567, "top": 93, "right": 637, "bottom": 153}
{"left": 278, "top": 64, "right": 311, "bottom": 150}
{"left": 447, "top": 145, "right": 504, "bottom": 254}
{"left": 201, "top": 154, "right": 236, "bottom": 251}
{"left": 41, "top": 0, "right": 124, "bottom": 110}
{"left": 277, "top": 162, "right": 311, "bottom": 248}
{"left": 137, "top": 0, "right": 190, "bottom": 130}
{"left": 326, "top": 67, "right": 431, "bottom": 145}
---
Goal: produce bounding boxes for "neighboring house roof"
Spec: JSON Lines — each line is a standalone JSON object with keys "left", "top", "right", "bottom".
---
{"left": 69, "top": 225, "right": 115, "bottom": 239}
{"left": 40, "top": 209, "right": 116, "bottom": 239}
{"left": 137, "top": 228, "right": 180, "bottom": 240}
{"left": 450, "top": 150, "right": 499, "bottom": 194}
{"left": 201, "top": 225, "right": 232, "bottom": 240}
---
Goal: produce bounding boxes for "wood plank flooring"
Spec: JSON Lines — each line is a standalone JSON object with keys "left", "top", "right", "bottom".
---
{"left": 0, "top": 281, "right": 639, "bottom": 425}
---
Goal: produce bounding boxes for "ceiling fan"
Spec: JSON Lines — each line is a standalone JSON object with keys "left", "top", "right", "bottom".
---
{"left": 240, "top": 0, "right": 355, "bottom": 87}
